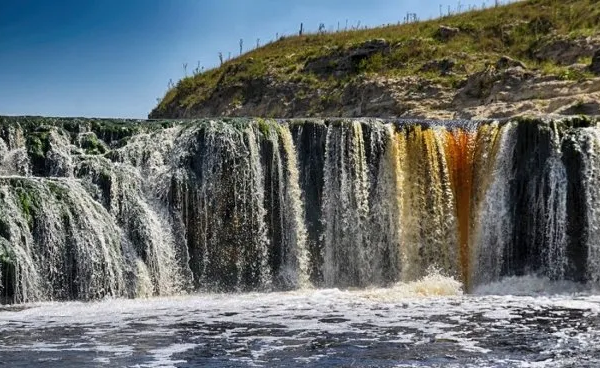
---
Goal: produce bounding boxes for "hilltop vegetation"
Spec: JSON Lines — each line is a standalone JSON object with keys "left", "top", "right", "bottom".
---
{"left": 150, "top": 0, "right": 600, "bottom": 120}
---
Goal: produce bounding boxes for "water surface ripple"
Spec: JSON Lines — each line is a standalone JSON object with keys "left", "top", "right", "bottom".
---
{"left": 1, "top": 281, "right": 598, "bottom": 367}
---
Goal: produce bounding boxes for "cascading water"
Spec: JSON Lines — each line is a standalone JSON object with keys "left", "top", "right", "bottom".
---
{"left": 470, "top": 122, "right": 515, "bottom": 285}
{"left": 568, "top": 126, "right": 600, "bottom": 284}
{"left": 1, "top": 116, "right": 599, "bottom": 304}
{"left": 321, "top": 121, "right": 373, "bottom": 286}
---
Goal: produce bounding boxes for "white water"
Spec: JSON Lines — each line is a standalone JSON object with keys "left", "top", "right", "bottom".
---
{"left": 275, "top": 127, "right": 310, "bottom": 288}
{"left": 0, "top": 120, "right": 313, "bottom": 300}
{"left": 580, "top": 127, "right": 600, "bottom": 285}
{"left": 321, "top": 121, "right": 372, "bottom": 286}
{"left": 0, "top": 273, "right": 598, "bottom": 367}
{"left": 2, "top": 117, "right": 600, "bottom": 303}
{"left": 2, "top": 117, "right": 600, "bottom": 367}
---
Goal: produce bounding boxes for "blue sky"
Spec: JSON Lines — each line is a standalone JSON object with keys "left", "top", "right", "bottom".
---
{"left": 0, "top": 0, "right": 506, "bottom": 118}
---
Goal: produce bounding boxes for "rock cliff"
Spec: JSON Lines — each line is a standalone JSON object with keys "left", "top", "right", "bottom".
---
{"left": 150, "top": 0, "right": 600, "bottom": 120}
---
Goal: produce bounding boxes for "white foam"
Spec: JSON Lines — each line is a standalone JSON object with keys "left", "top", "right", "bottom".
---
{"left": 358, "top": 270, "right": 463, "bottom": 302}
{"left": 0, "top": 286, "right": 598, "bottom": 367}
{"left": 481, "top": 309, "right": 520, "bottom": 320}
{"left": 146, "top": 343, "right": 196, "bottom": 367}
{"left": 473, "top": 275, "right": 588, "bottom": 296}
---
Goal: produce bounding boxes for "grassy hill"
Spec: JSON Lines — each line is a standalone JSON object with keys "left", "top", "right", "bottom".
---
{"left": 150, "top": 0, "right": 600, "bottom": 119}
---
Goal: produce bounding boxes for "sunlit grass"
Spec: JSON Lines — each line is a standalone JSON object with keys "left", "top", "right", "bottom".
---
{"left": 152, "top": 0, "right": 600, "bottom": 116}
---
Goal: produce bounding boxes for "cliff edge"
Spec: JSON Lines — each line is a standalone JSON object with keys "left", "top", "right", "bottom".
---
{"left": 150, "top": 0, "right": 600, "bottom": 120}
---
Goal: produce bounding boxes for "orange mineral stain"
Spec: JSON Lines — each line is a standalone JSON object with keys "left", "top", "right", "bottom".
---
{"left": 445, "top": 129, "right": 475, "bottom": 288}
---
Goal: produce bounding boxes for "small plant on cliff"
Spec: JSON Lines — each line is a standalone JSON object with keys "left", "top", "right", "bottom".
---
{"left": 358, "top": 53, "right": 385, "bottom": 74}
{"left": 17, "top": 189, "right": 35, "bottom": 228}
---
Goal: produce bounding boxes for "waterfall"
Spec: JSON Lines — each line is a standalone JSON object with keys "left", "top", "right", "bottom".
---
{"left": 275, "top": 126, "right": 310, "bottom": 288}
{"left": 1, "top": 116, "right": 600, "bottom": 303}
{"left": 0, "top": 178, "right": 126, "bottom": 303}
{"left": 574, "top": 127, "right": 600, "bottom": 286}
{"left": 542, "top": 153, "right": 568, "bottom": 280}
{"left": 471, "top": 123, "right": 517, "bottom": 286}
{"left": 400, "top": 125, "right": 459, "bottom": 280}
{"left": 321, "top": 121, "right": 371, "bottom": 286}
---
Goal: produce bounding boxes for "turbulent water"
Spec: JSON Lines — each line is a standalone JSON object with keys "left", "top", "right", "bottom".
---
{"left": 0, "top": 276, "right": 599, "bottom": 367}
{"left": 2, "top": 116, "right": 599, "bottom": 300}
{"left": 1, "top": 116, "right": 600, "bottom": 366}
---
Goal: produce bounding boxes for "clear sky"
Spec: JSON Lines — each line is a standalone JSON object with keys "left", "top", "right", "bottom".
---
{"left": 0, "top": 0, "right": 507, "bottom": 119}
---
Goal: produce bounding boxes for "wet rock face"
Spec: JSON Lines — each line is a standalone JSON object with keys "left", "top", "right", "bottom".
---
{"left": 3, "top": 116, "right": 600, "bottom": 304}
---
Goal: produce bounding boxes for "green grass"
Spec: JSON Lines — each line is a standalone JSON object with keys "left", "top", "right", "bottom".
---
{"left": 151, "top": 0, "right": 600, "bottom": 117}
{"left": 536, "top": 60, "right": 596, "bottom": 81}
